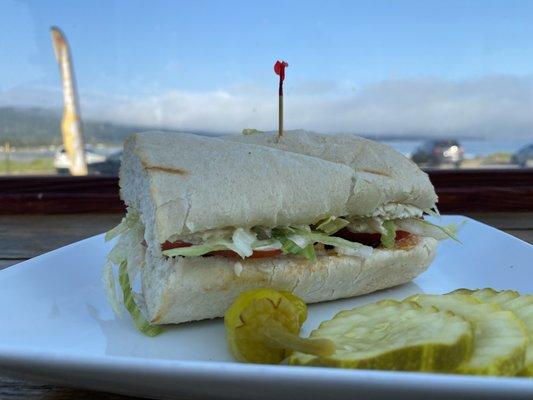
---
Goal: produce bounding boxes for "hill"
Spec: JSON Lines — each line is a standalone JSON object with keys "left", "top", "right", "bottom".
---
{"left": 0, "top": 107, "right": 149, "bottom": 146}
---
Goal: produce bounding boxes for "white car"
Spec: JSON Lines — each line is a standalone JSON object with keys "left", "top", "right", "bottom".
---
{"left": 53, "top": 145, "right": 108, "bottom": 174}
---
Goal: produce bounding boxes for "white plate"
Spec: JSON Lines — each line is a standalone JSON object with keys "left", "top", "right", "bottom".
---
{"left": 0, "top": 216, "right": 531, "bottom": 400}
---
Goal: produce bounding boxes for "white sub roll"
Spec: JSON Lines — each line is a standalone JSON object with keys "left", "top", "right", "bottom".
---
{"left": 142, "top": 237, "right": 438, "bottom": 324}
{"left": 228, "top": 131, "right": 438, "bottom": 216}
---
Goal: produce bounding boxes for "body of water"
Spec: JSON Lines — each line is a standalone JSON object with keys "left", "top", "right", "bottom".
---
{"left": 381, "top": 137, "right": 532, "bottom": 159}
{"left": 2, "top": 138, "right": 532, "bottom": 162}
{"left": 2, "top": 146, "right": 122, "bottom": 161}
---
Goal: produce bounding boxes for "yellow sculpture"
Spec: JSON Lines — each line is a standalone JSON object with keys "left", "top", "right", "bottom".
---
{"left": 50, "top": 26, "right": 88, "bottom": 176}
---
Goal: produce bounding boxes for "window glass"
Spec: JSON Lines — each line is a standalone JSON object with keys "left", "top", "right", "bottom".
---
{"left": 1, "top": 0, "right": 532, "bottom": 175}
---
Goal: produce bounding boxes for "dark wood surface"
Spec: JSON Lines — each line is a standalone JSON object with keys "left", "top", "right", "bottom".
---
{"left": 0, "top": 212, "right": 531, "bottom": 399}
{"left": 0, "top": 176, "right": 123, "bottom": 214}
{"left": 1, "top": 169, "right": 533, "bottom": 214}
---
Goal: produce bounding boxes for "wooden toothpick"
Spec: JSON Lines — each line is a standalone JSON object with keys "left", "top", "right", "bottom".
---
{"left": 274, "top": 60, "right": 289, "bottom": 138}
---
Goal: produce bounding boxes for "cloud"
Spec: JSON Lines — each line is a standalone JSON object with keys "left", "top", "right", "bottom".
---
{"left": 3, "top": 75, "right": 533, "bottom": 137}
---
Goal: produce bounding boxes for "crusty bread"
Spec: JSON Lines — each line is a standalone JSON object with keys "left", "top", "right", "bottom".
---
{"left": 228, "top": 131, "right": 438, "bottom": 216}
{"left": 141, "top": 237, "right": 438, "bottom": 324}
{"left": 120, "top": 132, "right": 356, "bottom": 246}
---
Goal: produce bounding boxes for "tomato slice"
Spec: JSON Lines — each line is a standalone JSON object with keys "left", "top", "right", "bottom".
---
{"left": 208, "top": 249, "right": 283, "bottom": 259}
{"left": 334, "top": 229, "right": 414, "bottom": 248}
{"left": 394, "top": 231, "right": 420, "bottom": 249}
{"left": 334, "top": 229, "right": 382, "bottom": 247}
{"left": 161, "top": 240, "right": 192, "bottom": 251}
{"left": 161, "top": 240, "right": 282, "bottom": 259}
{"left": 395, "top": 230, "right": 412, "bottom": 241}
{"left": 248, "top": 249, "right": 283, "bottom": 259}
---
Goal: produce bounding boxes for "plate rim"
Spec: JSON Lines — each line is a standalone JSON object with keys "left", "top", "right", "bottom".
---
{"left": 1, "top": 347, "right": 532, "bottom": 394}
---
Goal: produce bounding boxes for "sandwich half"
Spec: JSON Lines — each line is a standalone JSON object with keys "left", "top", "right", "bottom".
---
{"left": 105, "top": 131, "right": 455, "bottom": 329}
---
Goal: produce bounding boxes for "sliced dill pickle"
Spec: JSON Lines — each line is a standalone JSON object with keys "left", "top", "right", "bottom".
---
{"left": 289, "top": 300, "right": 473, "bottom": 372}
{"left": 452, "top": 288, "right": 519, "bottom": 303}
{"left": 224, "top": 289, "right": 333, "bottom": 364}
{"left": 279, "top": 290, "right": 308, "bottom": 325}
{"left": 452, "top": 288, "right": 533, "bottom": 377}
{"left": 409, "top": 293, "right": 527, "bottom": 376}
{"left": 504, "top": 295, "right": 533, "bottom": 377}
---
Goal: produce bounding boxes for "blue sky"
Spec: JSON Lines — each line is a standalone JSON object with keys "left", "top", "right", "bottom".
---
{"left": 4, "top": 0, "right": 533, "bottom": 93}
{"left": 2, "top": 0, "right": 533, "bottom": 136}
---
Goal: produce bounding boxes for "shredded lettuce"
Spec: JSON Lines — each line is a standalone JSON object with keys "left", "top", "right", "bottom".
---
{"left": 346, "top": 217, "right": 387, "bottom": 234}
{"left": 103, "top": 210, "right": 163, "bottom": 336}
{"left": 232, "top": 228, "right": 256, "bottom": 257}
{"left": 105, "top": 208, "right": 140, "bottom": 242}
{"left": 305, "top": 231, "right": 373, "bottom": 258}
{"left": 102, "top": 261, "right": 122, "bottom": 316}
{"left": 118, "top": 261, "right": 163, "bottom": 337}
{"left": 395, "top": 219, "right": 461, "bottom": 242}
{"left": 163, "top": 242, "right": 228, "bottom": 257}
{"left": 107, "top": 238, "right": 127, "bottom": 265}
{"left": 273, "top": 232, "right": 314, "bottom": 260}
{"left": 252, "top": 239, "right": 282, "bottom": 251}
{"left": 424, "top": 206, "right": 441, "bottom": 218}
{"left": 163, "top": 228, "right": 284, "bottom": 258}
{"left": 307, "top": 231, "right": 366, "bottom": 251}
{"left": 166, "top": 223, "right": 374, "bottom": 261}
{"left": 315, "top": 216, "right": 349, "bottom": 235}
{"left": 300, "top": 244, "right": 317, "bottom": 261}
{"left": 272, "top": 227, "right": 373, "bottom": 259}
{"left": 287, "top": 233, "right": 310, "bottom": 249}
{"left": 380, "top": 220, "right": 396, "bottom": 249}
{"left": 161, "top": 215, "right": 458, "bottom": 261}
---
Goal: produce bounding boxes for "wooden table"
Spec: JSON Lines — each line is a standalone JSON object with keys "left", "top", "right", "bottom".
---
{"left": 1, "top": 213, "right": 532, "bottom": 399}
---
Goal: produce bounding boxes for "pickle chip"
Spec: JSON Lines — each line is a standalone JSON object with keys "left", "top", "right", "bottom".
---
{"left": 452, "top": 288, "right": 533, "bottom": 377}
{"left": 225, "top": 289, "right": 333, "bottom": 364}
{"left": 289, "top": 300, "right": 473, "bottom": 372}
{"left": 409, "top": 293, "right": 527, "bottom": 376}
{"left": 452, "top": 288, "right": 520, "bottom": 303}
{"left": 278, "top": 290, "right": 308, "bottom": 326}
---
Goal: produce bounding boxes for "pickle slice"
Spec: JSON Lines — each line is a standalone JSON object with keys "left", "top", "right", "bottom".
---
{"left": 408, "top": 293, "right": 527, "bottom": 376}
{"left": 452, "top": 289, "right": 533, "bottom": 377}
{"left": 279, "top": 290, "right": 308, "bottom": 326}
{"left": 289, "top": 300, "right": 473, "bottom": 372}
{"left": 224, "top": 289, "right": 333, "bottom": 364}
{"left": 452, "top": 288, "right": 520, "bottom": 303}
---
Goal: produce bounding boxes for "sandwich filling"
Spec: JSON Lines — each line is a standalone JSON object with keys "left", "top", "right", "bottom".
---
{"left": 106, "top": 207, "right": 458, "bottom": 263}
{"left": 103, "top": 206, "right": 453, "bottom": 336}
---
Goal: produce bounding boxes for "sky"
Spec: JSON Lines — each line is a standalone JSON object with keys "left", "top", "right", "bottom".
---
{"left": 2, "top": 0, "right": 533, "bottom": 137}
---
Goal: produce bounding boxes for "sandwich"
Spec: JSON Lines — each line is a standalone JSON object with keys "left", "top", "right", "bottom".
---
{"left": 104, "top": 131, "right": 456, "bottom": 332}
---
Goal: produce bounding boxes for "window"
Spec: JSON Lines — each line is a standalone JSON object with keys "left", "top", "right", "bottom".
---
{"left": 0, "top": 1, "right": 532, "bottom": 213}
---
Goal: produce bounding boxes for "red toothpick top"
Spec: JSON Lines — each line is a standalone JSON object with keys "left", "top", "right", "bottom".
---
{"left": 274, "top": 60, "right": 289, "bottom": 95}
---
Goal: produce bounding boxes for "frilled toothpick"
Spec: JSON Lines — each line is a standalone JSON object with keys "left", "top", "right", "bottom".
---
{"left": 274, "top": 60, "right": 289, "bottom": 138}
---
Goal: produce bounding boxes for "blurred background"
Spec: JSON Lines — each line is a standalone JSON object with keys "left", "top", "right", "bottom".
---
{"left": 1, "top": 0, "right": 532, "bottom": 175}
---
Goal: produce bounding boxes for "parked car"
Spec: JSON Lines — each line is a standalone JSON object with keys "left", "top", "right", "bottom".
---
{"left": 89, "top": 150, "right": 122, "bottom": 175}
{"left": 54, "top": 146, "right": 121, "bottom": 175}
{"left": 511, "top": 144, "right": 533, "bottom": 167}
{"left": 411, "top": 139, "right": 464, "bottom": 167}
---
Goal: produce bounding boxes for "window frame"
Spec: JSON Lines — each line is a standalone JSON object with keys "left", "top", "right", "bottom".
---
{"left": 1, "top": 169, "right": 532, "bottom": 214}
